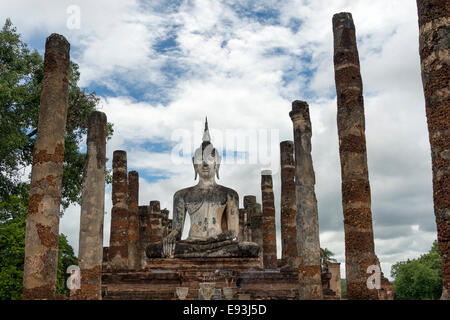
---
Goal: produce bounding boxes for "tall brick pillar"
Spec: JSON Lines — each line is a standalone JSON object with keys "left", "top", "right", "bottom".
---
{"left": 332, "top": 13, "right": 382, "bottom": 299}
{"left": 109, "top": 150, "right": 129, "bottom": 269}
{"left": 127, "top": 171, "right": 139, "bottom": 270}
{"left": 289, "top": 100, "right": 323, "bottom": 300}
{"left": 416, "top": 0, "right": 450, "bottom": 300}
{"left": 77, "top": 111, "right": 107, "bottom": 300}
{"left": 280, "top": 141, "right": 299, "bottom": 269}
{"left": 261, "top": 170, "right": 278, "bottom": 269}
{"left": 245, "top": 195, "right": 263, "bottom": 255}
{"left": 22, "top": 34, "right": 70, "bottom": 300}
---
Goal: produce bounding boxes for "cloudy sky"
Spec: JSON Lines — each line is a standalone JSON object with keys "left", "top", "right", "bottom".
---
{"left": 2, "top": 0, "right": 438, "bottom": 280}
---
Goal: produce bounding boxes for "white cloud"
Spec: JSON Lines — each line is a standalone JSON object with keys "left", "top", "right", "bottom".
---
{"left": 5, "top": 0, "right": 438, "bottom": 282}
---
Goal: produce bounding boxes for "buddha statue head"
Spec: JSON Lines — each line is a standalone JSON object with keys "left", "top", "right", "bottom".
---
{"left": 192, "top": 118, "right": 221, "bottom": 182}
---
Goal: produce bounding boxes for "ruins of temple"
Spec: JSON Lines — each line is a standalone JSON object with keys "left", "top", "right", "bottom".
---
{"left": 100, "top": 120, "right": 341, "bottom": 300}
{"left": 28, "top": 5, "right": 450, "bottom": 300}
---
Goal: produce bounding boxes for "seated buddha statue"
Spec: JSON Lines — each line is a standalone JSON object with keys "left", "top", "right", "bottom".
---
{"left": 146, "top": 119, "right": 260, "bottom": 258}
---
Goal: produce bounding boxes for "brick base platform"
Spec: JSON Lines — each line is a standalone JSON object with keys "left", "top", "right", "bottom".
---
{"left": 102, "top": 257, "right": 303, "bottom": 300}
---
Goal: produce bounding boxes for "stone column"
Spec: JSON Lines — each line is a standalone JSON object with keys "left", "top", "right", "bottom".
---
{"left": 161, "top": 208, "right": 170, "bottom": 237}
{"left": 280, "top": 141, "right": 299, "bottom": 269}
{"left": 239, "top": 208, "right": 246, "bottom": 241}
{"left": 138, "top": 205, "right": 150, "bottom": 268}
{"left": 245, "top": 196, "right": 263, "bottom": 253}
{"left": 416, "top": 0, "right": 450, "bottom": 300}
{"left": 127, "top": 171, "right": 139, "bottom": 270}
{"left": 77, "top": 111, "right": 107, "bottom": 300}
{"left": 289, "top": 100, "right": 323, "bottom": 300}
{"left": 261, "top": 170, "right": 277, "bottom": 269}
{"left": 22, "top": 34, "right": 70, "bottom": 300}
{"left": 332, "top": 13, "right": 382, "bottom": 299}
{"left": 109, "top": 150, "right": 128, "bottom": 269}
{"left": 149, "top": 201, "right": 163, "bottom": 243}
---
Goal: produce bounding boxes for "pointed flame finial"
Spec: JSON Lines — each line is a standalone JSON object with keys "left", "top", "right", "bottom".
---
{"left": 202, "top": 116, "right": 211, "bottom": 142}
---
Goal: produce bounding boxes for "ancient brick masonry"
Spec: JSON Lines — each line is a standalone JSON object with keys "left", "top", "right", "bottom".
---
{"left": 149, "top": 201, "right": 164, "bottom": 243}
{"left": 138, "top": 205, "right": 151, "bottom": 268}
{"left": 289, "top": 100, "right": 323, "bottom": 300}
{"left": 76, "top": 111, "right": 107, "bottom": 300}
{"left": 127, "top": 171, "right": 139, "bottom": 270}
{"left": 416, "top": 0, "right": 450, "bottom": 300}
{"left": 332, "top": 13, "right": 382, "bottom": 300}
{"left": 22, "top": 34, "right": 70, "bottom": 300}
{"left": 261, "top": 170, "right": 277, "bottom": 269}
{"left": 280, "top": 141, "right": 299, "bottom": 269}
{"left": 245, "top": 196, "right": 263, "bottom": 256}
{"left": 240, "top": 208, "right": 251, "bottom": 242}
{"left": 109, "top": 151, "right": 129, "bottom": 269}
{"left": 161, "top": 209, "right": 171, "bottom": 237}
{"left": 239, "top": 208, "right": 246, "bottom": 241}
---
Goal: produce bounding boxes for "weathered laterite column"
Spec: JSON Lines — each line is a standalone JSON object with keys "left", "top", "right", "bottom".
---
{"left": 149, "top": 201, "right": 163, "bottom": 243}
{"left": 245, "top": 196, "right": 263, "bottom": 255}
{"left": 416, "top": 0, "right": 450, "bottom": 300}
{"left": 239, "top": 208, "right": 246, "bottom": 241}
{"left": 261, "top": 170, "right": 277, "bottom": 269}
{"left": 138, "top": 205, "right": 150, "bottom": 268}
{"left": 77, "top": 111, "right": 107, "bottom": 299}
{"left": 22, "top": 34, "right": 70, "bottom": 300}
{"left": 161, "top": 208, "right": 170, "bottom": 237}
{"left": 280, "top": 141, "right": 299, "bottom": 269}
{"left": 289, "top": 100, "right": 323, "bottom": 300}
{"left": 127, "top": 171, "right": 139, "bottom": 270}
{"left": 332, "top": 13, "right": 381, "bottom": 300}
{"left": 109, "top": 150, "right": 129, "bottom": 269}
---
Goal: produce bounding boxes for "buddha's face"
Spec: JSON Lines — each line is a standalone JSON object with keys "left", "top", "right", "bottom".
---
{"left": 193, "top": 145, "right": 219, "bottom": 181}
{"left": 194, "top": 156, "right": 216, "bottom": 180}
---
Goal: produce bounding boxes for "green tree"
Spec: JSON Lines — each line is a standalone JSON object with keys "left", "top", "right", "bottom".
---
{"left": 321, "top": 247, "right": 338, "bottom": 265}
{"left": 0, "top": 19, "right": 113, "bottom": 299}
{"left": 0, "top": 205, "right": 26, "bottom": 300}
{"left": 391, "top": 241, "right": 442, "bottom": 300}
{"left": 0, "top": 209, "right": 77, "bottom": 299}
{"left": 341, "top": 279, "right": 346, "bottom": 299}
{"left": 0, "top": 18, "right": 113, "bottom": 213}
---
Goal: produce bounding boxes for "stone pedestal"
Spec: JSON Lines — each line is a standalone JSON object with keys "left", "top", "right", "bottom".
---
{"left": 102, "top": 257, "right": 299, "bottom": 300}
{"left": 328, "top": 262, "right": 342, "bottom": 299}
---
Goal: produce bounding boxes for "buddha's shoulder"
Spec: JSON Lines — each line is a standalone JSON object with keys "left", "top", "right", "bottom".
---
{"left": 173, "top": 186, "right": 195, "bottom": 198}
{"left": 215, "top": 185, "right": 239, "bottom": 198}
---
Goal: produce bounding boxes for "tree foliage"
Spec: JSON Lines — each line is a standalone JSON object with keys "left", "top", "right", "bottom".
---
{"left": 0, "top": 18, "right": 113, "bottom": 213}
{"left": 0, "top": 19, "right": 113, "bottom": 299}
{"left": 0, "top": 209, "right": 77, "bottom": 299}
{"left": 321, "top": 248, "right": 338, "bottom": 264}
{"left": 391, "top": 241, "right": 442, "bottom": 300}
